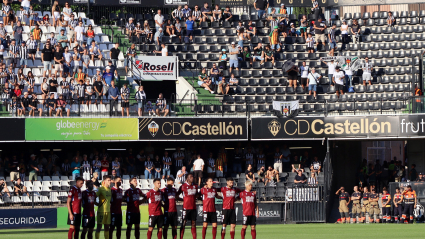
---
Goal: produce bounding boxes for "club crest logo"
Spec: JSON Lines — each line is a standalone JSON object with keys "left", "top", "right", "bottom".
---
{"left": 268, "top": 120, "right": 281, "bottom": 137}
{"left": 148, "top": 121, "right": 159, "bottom": 137}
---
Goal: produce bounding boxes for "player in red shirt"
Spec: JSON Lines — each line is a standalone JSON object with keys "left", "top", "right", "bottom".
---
{"left": 220, "top": 178, "right": 242, "bottom": 239}
{"left": 81, "top": 180, "right": 96, "bottom": 239}
{"left": 67, "top": 177, "right": 84, "bottom": 239}
{"left": 176, "top": 173, "right": 199, "bottom": 239}
{"left": 124, "top": 177, "right": 145, "bottom": 239}
{"left": 109, "top": 177, "right": 123, "bottom": 239}
{"left": 162, "top": 177, "right": 178, "bottom": 239}
{"left": 239, "top": 181, "right": 259, "bottom": 239}
{"left": 201, "top": 178, "right": 222, "bottom": 239}
{"left": 146, "top": 178, "right": 164, "bottom": 239}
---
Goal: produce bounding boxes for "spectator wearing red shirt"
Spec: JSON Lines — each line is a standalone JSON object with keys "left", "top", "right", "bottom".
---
{"left": 146, "top": 178, "right": 164, "bottom": 239}
{"left": 101, "top": 155, "right": 109, "bottom": 180}
{"left": 109, "top": 177, "right": 123, "bottom": 239}
{"left": 161, "top": 177, "right": 178, "bottom": 239}
{"left": 177, "top": 174, "right": 198, "bottom": 239}
{"left": 239, "top": 181, "right": 259, "bottom": 239}
{"left": 67, "top": 177, "right": 84, "bottom": 239}
{"left": 201, "top": 178, "right": 222, "bottom": 239}
{"left": 124, "top": 177, "right": 145, "bottom": 239}
{"left": 220, "top": 178, "right": 242, "bottom": 239}
{"left": 81, "top": 180, "right": 96, "bottom": 239}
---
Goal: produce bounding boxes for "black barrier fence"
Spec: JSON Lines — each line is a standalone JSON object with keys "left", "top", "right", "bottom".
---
{"left": 288, "top": 185, "right": 326, "bottom": 222}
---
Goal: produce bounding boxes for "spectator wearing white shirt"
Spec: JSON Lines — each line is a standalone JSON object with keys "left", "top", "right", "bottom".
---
{"left": 62, "top": 2, "right": 72, "bottom": 21}
{"left": 154, "top": 9, "right": 164, "bottom": 32}
{"left": 307, "top": 68, "right": 322, "bottom": 98}
{"left": 193, "top": 154, "right": 204, "bottom": 187}
{"left": 74, "top": 21, "right": 86, "bottom": 45}
{"left": 321, "top": 59, "right": 337, "bottom": 85}
{"left": 153, "top": 43, "right": 168, "bottom": 56}
{"left": 299, "top": 61, "right": 309, "bottom": 90}
{"left": 89, "top": 40, "right": 103, "bottom": 62}
{"left": 135, "top": 85, "right": 146, "bottom": 116}
{"left": 345, "top": 66, "right": 353, "bottom": 92}
{"left": 362, "top": 57, "right": 373, "bottom": 86}
{"left": 332, "top": 67, "right": 345, "bottom": 98}
{"left": 62, "top": 46, "right": 72, "bottom": 78}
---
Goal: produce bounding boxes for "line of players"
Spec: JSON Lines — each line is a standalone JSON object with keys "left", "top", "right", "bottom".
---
{"left": 336, "top": 185, "right": 417, "bottom": 223}
{"left": 66, "top": 173, "right": 259, "bottom": 239}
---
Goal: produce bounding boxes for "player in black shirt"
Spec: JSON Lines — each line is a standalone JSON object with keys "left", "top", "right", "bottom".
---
{"left": 335, "top": 187, "right": 350, "bottom": 223}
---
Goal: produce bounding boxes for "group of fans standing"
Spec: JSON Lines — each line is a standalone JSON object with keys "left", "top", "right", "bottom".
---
{"left": 67, "top": 174, "right": 258, "bottom": 239}
{"left": 336, "top": 185, "right": 417, "bottom": 224}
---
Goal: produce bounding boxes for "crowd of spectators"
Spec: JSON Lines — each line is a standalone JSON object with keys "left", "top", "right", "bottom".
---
{"left": 0, "top": 144, "right": 325, "bottom": 197}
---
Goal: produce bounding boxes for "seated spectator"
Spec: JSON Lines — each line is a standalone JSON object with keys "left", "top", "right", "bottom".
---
{"left": 89, "top": 40, "right": 103, "bottom": 63}
{"left": 328, "top": 24, "right": 337, "bottom": 56}
{"left": 20, "top": 92, "right": 31, "bottom": 115}
{"left": 229, "top": 73, "right": 238, "bottom": 86}
{"left": 198, "top": 68, "right": 214, "bottom": 94}
{"left": 120, "top": 83, "right": 130, "bottom": 117}
{"left": 155, "top": 93, "right": 169, "bottom": 116}
{"left": 310, "top": 156, "right": 321, "bottom": 174}
{"left": 246, "top": 20, "right": 257, "bottom": 39}
{"left": 300, "top": 15, "right": 308, "bottom": 40}
{"left": 153, "top": 155, "right": 162, "bottom": 179}
{"left": 176, "top": 166, "right": 188, "bottom": 184}
{"left": 269, "top": 26, "right": 281, "bottom": 52}
{"left": 387, "top": 11, "right": 395, "bottom": 27}
{"left": 134, "top": 22, "right": 143, "bottom": 39}
{"left": 307, "top": 67, "right": 321, "bottom": 98}
{"left": 265, "top": 166, "right": 279, "bottom": 185}
{"left": 2, "top": 1, "right": 13, "bottom": 27}
{"left": 306, "top": 33, "right": 315, "bottom": 53}
{"left": 0, "top": 178, "right": 11, "bottom": 197}
{"left": 144, "top": 156, "right": 153, "bottom": 179}
{"left": 294, "top": 170, "right": 307, "bottom": 184}
{"left": 46, "top": 93, "right": 56, "bottom": 116}
{"left": 253, "top": 43, "right": 264, "bottom": 64}
{"left": 29, "top": 93, "right": 43, "bottom": 117}
{"left": 269, "top": 15, "right": 278, "bottom": 31}
{"left": 192, "top": 5, "right": 202, "bottom": 22}
{"left": 351, "top": 19, "right": 361, "bottom": 44}
{"left": 291, "top": 155, "right": 304, "bottom": 173}
{"left": 308, "top": 172, "right": 318, "bottom": 185}
{"left": 172, "top": 5, "right": 183, "bottom": 22}
{"left": 332, "top": 67, "right": 345, "bottom": 98}
{"left": 165, "top": 19, "right": 176, "bottom": 37}
{"left": 14, "top": 178, "right": 29, "bottom": 196}
{"left": 223, "top": 6, "right": 232, "bottom": 22}
{"left": 174, "top": 19, "right": 182, "bottom": 43}
{"left": 212, "top": 4, "right": 222, "bottom": 22}
{"left": 143, "top": 21, "right": 153, "bottom": 43}
{"left": 257, "top": 166, "right": 266, "bottom": 184}
{"left": 228, "top": 42, "right": 239, "bottom": 73}
{"left": 218, "top": 76, "right": 229, "bottom": 95}
{"left": 340, "top": 20, "right": 349, "bottom": 44}
{"left": 56, "top": 94, "right": 70, "bottom": 117}
{"left": 182, "top": 4, "right": 191, "bottom": 20}
{"left": 288, "top": 23, "right": 299, "bottom": 37}
{"left": 200, "top": 2, "right": 212, "bottom": 23}
{"left": 241, "top": 46, "right": 252, "bottom": 64}
{"left": 219, "top": 49, "right": 228, "bottom": 70}
{"left": 263, "top": 45, "right": 274, "bottom": 64}
{"left": 245, "top": 164, "right": 255, "bottom": 181}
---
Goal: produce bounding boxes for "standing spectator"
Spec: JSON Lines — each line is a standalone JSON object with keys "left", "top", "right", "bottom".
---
{"left": 223, "top": 6, "right": 232, "bottom": 22}
{"left": 154, "top": 9, "right": 164, "bottom": 32}
{"left": 340, "top": 20, "right": 349, "bottom": 45}
{"left": 100, "top": 155, "right": 109, "bottom": 179}
{"left": 53, "top": 45, "right": 64, "bottom": 78}
{"left": 333, "top": 67, "right": 345, "bottom": 98}
{"left": 321, "top": 59, "right": 337, "bottom": 85}
{"left": 154, "top": 28, "right": 163, "bottom": 51}
{"left": 328, "top": 24, "right": 337, "bottom": 56}
{"left": 41, "top": 42, "right": 53, "bottom": 77}
{"left": 345, "top": 64, "right": 353, "bottom": 92}
{"left": 162, "top": 151, "right": 172, "bottom": 179}
{"left": 254, "top": 0, "right": 269, "bottom": 19}
{"left": 311, "top": 0, "right": 320, "bottom": 20}
{"left": 85, "top": 79, "right": 94, "bottom": 106}
{"left": 351, "top": 19, "right": 360, "bottom": 44}
{"left": 200, "top": 2, "right": 212, "bottom": 23}
{"left": 273, "top": 147, "right": 283, "bottom": 173}
{"left": 281, "top": 145, "right": 291, "bottom": 171}
{"left": 68, "top": 14, "right": 78, "bottom": 44}
{"left": 228, "top": 42, "right": 239, "bottom": 73}
{"left": 152, "top": 155, "right": 162, "bottom": 178}
{"left": 120, "top": 83, "right": 130, "bottom": 117}
{"left": 387, "top": 11, "right": 395, "bottom": 27}
{"left": 9, "top": 155, "right": 19, "bottom": 181}
{"left": 89, "top": 40, "right": 102, "bottom": 62}
{"left": 193, "top": 154, "right": 204, "bottom": 187}
{"left": 306, "top": 33, "right": 315, "bottom": 53}
{"left": 300, "top": 15, "right": 308, "bottom": 40}
{"left": 176, "top": 166, "right": 188, "bottom": 185}
{"left": 81, "top": 155, "right": 91, "bottom": 180}
{"left": 108, "top": 80, "right": 119, "bottom": 115}
{"left": 74, "top": 21, "right": 85, "bottom": 45}
{"left": 28, "top": 154, "right": 39, "bottom": 181}
{"left": 287, "top": 65, "right": 299, "bottom": 88}
{"left": 310, "top": 156, "right": 321, "bottom": 174}
{"left": 269, "top": 26, "right": 281, "bottom": 52}
{"left": 61, "top": 159, "right": 71, "bottom": 176}
{"left": 62, "top": 2, "right": 72, "bottom": 21}
{"left": 173, "top": 147, "right": 185, "bottom": 173}
{"left": 92, "top": 156, "right": 101, "bottom": 178}
{"left": 212, "top": 4, "right": 222, "bottom": 22}
{"left": 125, "top": 43, "right": 136, "bottom": 75}
{"left": 144, "top": 156, "right": 154, "bottom": 179}
{"left": 135, "top": 85, "right": 146, "bottom": 116}
{"left": 299, "top": 61, "right": 309, "bottom": 90}
{"left": 70, "top": 157, "right": 81, "bottom": 180}
{"left": 185, "top": 16, "right": 194, "bottom": 43}
{"left": 155, "top": 93, "right": 169, "bottom": 116}
{"left": 109, "top": 42, "right": 120, "bottom": 67}
{"left": 63, "top": 46, "right": 72, "bottom": 78}
{"left": 362, "top": 57, "right": 373, "bottom": 86}
{"left": 13, "top": 21, "right": 23, "bottom": 46}
{"left": 126, "top": 18, "right": 135, "bottom": 37}
{"left": 206, "top": 153, "right": 215, "bottom": 178}
{"left": 314, "top": 18, "right": 326, "bottom": 48}
{"left": 18, "top": 41, "right": 28, "bottom": 68}
{"left": 307, "top": 68, "right": 321, "bottom": 98}
{"left": 245, "top": 164, "right": 255, "bottom": 182}
{"left": 9, "top": 40, "right": 19, "bottom": 68}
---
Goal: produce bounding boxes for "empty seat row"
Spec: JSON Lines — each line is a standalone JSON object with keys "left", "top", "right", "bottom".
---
{"left": 344, "top": 11, "right": 425, "bottom": 21}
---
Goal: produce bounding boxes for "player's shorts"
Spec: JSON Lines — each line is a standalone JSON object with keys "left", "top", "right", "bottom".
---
{"left": 203, "top": 212, "right": 217, "bottom": 223}
{"left": 111, "top": 213, "right": 123, "bottom": 227}
{"left": 242, "top": 215, "right": 256, "bottom": 226}
{"left": 97, "top": 212, "right": 111, "bottom": 225}
{"left": 82, "top": 215, "right": 95, "bottom": 228}
{"left": 164, "top": 212, "right": 178, "bottom": 227}
{"left": 67, "top": 213, "right": 81, "bottom": 227}
{"left": 222, "top": 209, "right": 236, "bottom": 225}
{"left": 148, "top": 215, "right": 164, "bottom": 228}
{"left": 126, "top": 212, "right": 141, "bottom": 225}
{"left": 182, "top": 209, "right": 197, "bottom": 222}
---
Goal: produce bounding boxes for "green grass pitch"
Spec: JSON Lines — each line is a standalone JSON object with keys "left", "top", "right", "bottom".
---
{"left": 1, "top": 224, "right": 425, "bottom": 239}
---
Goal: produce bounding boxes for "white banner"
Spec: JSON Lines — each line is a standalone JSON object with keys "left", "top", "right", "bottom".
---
{"left": 272, "top": 101, "right": 299, "bottom": 116}
{"left": 286, "top": 187, "right": 319, "bottom": 201}
{"left": 134, "top": 56, "right": 178, "bottom": 81}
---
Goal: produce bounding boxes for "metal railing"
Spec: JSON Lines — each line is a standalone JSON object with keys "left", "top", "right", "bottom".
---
{"left": 288, "top": 185, "right": 326, "bottom": 222}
